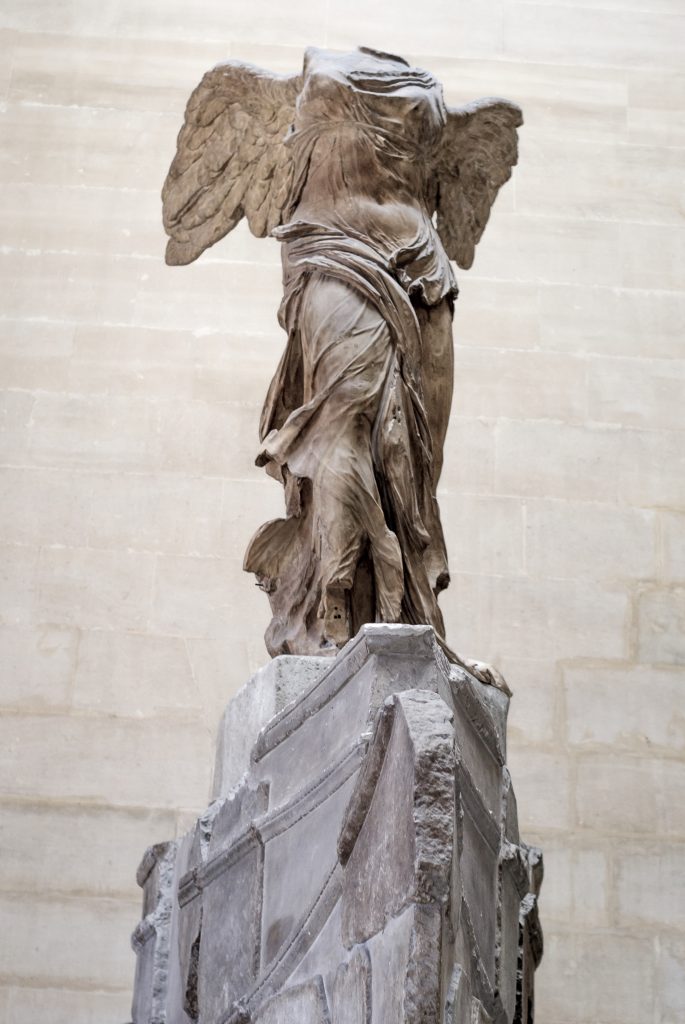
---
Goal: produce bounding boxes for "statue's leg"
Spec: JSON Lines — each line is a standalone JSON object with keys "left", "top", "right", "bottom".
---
{"left": 416, "top": 297, "right": 454, "bottom": 489}
{"left": 411, "top": 297, "right": 454, "bottom": 600}
{"left": 297, "top": 274, "right": 404, "bottom": 647}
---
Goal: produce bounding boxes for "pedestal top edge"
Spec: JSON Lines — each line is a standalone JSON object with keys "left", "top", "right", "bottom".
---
{"left": 251, "top": 624, "right": 449, "bottom": 763}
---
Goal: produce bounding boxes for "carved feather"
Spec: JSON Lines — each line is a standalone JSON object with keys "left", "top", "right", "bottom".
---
{"left": 431, "top": 98, "right": 523, "bottom": 270}
{"left": 162, "top": 61, "right": 302, "bottom": 266}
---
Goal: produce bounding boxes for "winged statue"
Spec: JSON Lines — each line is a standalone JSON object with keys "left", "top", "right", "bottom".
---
{"left": 163, "top": 46, "right": 522, "bottom": 686}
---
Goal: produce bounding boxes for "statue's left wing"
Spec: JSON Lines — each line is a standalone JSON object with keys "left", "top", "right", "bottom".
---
{"left": 162, "top": 61, "right": 302, "bottom": 266}
{"left": 431, "top": 98, "right": 523, "bottom": 270}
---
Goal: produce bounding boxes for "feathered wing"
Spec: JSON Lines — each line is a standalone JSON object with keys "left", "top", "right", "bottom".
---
{"left": 431, "top": 98, "right": 523, "bottom": 270}
{"left": 162, "top": 61, "right": 302, "bottom": 266}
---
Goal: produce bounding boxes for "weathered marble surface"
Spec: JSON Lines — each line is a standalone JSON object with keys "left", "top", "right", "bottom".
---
{"left": 131, "top": 625, "right": 543, "bottom": 1023}
{"left": 162, "top": 47, "right": 522, "bottom": 664}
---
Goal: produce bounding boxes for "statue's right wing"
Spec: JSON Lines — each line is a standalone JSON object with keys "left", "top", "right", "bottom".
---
{"left": 162, "top": 61, "right": 302, "bottom": 266}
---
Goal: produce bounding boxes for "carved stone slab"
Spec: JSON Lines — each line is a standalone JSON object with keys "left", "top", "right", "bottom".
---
{"left": 131, "top": 841, "right": 179, "bottom": 1024}
{"left": 130, "top": 624, "right": 543, "bottom": 1023}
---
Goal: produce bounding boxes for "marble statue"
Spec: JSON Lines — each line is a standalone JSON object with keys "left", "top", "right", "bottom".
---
{"left": 162, "top": 46, "right": 522, "bottom": 672}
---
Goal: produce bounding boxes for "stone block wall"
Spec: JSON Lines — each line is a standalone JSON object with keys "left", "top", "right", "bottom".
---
{"left": 0, "top": 2, "right": 682, "bottom": 1022}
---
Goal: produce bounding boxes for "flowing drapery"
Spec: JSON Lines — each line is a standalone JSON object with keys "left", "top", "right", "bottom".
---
{"left": 244, "top": 222, "right": 450, "bottom": 655}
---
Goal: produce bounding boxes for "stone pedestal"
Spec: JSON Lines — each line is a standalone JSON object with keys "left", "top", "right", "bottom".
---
{"left": 130, "top": 624, "right": 543, "bottom": 1024}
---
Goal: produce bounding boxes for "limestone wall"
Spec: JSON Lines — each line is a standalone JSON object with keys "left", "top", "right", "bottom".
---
{"left": 0, "top": 2, "right": 683, "bottom": 1022}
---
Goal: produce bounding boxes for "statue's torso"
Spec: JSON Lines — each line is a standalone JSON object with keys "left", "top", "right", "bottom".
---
{"left": 285, "top": 47, "right": 456, "bottom": 306}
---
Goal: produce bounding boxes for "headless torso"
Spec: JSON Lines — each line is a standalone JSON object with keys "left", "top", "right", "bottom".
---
{"left": 289, "top": 46, "right": 457, "bottom": 306}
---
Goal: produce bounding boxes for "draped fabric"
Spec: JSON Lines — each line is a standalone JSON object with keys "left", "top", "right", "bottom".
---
{"left": 241, "top": 48, "right": 464, "bottom": 656}
{"left": 161, "top": 46, "right": 521, "bottom": 679}
{"left": 244, "top": 222, "right": 451, "bottom": 655}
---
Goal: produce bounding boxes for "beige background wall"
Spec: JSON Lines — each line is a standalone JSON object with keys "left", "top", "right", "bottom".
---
{"left": 0, "top": 1, "right": 683, "bottom": 1021}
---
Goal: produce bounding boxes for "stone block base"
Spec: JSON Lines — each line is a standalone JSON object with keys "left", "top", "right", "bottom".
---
{"left": 130, "top": 624, "right": 543, "bottom": 1023}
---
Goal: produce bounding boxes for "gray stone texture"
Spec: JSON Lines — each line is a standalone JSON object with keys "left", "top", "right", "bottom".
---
{"left": 131, "top": 625, "right": 543, "bottom": 1023}
{"left": 131, "top": 842, "right": 179, "bottom": 1024}
{"left": 211, "top": 655, "right": 329, "bottom": 800}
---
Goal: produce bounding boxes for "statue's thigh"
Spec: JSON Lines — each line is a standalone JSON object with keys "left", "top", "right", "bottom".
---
{"left": 300, "top": 273, "right": 390, "bottom": 404}
{"left": 416, "top": 298, "right": 454, "bottom": 483}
